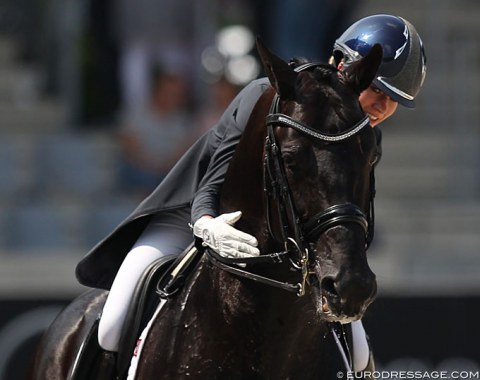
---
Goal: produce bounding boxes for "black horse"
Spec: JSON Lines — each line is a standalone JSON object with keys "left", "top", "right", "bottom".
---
{"left": 30, "top": 39, "right": 382, "bottom": 379}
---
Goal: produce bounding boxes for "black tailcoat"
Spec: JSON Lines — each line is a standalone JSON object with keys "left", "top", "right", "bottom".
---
{"left": 76, "top": 79, "right": 270, "bottom": 289}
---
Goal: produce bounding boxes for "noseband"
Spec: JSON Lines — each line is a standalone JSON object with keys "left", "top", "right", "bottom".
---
{"left": 206, "top": 64, "right": 376, "bottom": 296}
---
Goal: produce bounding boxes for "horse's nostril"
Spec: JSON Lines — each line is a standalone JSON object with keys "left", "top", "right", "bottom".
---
{"left": 320, "top": 277, "right": 338, "bottom": 298}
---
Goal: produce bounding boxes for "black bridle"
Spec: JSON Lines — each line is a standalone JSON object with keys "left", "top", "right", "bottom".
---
{"left": 264, "top": 93, "right": 374, "bottom": 245}
{"left": 205, "top": 64, "right": 376, "bottom": 296}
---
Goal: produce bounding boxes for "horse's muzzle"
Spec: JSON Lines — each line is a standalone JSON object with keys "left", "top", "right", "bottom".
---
{"left": 311, "top": 268, "right": 377, "bottom": 323}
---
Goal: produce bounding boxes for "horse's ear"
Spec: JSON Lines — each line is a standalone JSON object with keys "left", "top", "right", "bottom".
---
{"left": 343, "top": 44, "right": 383, "bottom": 94}
{"left": 256, "top": 37, "right": 297, "bottom": 99}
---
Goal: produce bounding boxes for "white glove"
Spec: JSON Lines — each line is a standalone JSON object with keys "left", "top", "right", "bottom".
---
{"left": 193, "top": 211, "right": 260, "bottom": 259}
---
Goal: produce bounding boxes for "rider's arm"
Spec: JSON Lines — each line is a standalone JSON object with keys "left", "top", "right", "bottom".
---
{"left": 190, "top": 79, "right": 270, "bottom": 224}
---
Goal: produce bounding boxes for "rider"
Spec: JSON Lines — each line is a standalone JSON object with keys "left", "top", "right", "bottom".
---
{"left": 75, "top": 14, "right": 426, "bottom": 374}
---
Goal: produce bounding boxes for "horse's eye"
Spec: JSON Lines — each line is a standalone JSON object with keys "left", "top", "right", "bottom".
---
{"left": 282, "top": 151, "right": 297, "bottom": 169}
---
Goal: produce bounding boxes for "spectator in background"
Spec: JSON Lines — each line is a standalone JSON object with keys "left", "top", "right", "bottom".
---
{"left": 117, "top": 64, "right": 193, "bottom": 196}
{"left": 195, "top": 75, "right": 241, "bottom": 136}
{"left": 111, "top": 0, "right": 195, "bottom": 115}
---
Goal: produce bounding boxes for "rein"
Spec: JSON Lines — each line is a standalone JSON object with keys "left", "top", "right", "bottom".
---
{"left": 205, "top": 242, "right": 302, "bottom": 294}
{"left": 206, "top": 65, "right": 376, "bottom": 296}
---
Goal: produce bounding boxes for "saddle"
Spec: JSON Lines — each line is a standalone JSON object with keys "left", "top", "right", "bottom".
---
{"left": 116, "top": 242, "right": 203, "bottom": 378}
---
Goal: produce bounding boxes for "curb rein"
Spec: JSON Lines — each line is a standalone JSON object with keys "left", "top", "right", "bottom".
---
{"left": 206, "top": 64, "right": 376, "bottom": 297}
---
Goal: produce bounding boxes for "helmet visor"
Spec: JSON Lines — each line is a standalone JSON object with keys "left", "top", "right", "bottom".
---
{"left": 374, "top": 77, "right": 415, "bottom": 108}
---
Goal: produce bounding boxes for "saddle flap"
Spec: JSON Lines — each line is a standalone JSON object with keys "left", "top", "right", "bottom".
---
{"left": 117, "top": 242, "right": 203, "bottom": 377}
{"left": 117, "top": 254, "right": 176, "bottom": 377}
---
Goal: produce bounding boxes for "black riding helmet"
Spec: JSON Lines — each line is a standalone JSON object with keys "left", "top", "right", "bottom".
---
{"left": 333, "top": 14, "right": 427, "bottom": 108}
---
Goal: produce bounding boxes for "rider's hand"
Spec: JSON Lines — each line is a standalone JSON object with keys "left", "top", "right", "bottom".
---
{"left": 193, "top": 211, "right": 260, "bottom": 259}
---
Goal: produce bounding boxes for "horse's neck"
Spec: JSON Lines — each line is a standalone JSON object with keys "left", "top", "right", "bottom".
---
{"left": 220, "top": 88, "right": 275, "bottom": 243}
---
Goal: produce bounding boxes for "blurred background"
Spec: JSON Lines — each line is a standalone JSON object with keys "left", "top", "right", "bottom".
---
{"left": 0, "top": 0, "right": 479, "bottom": 378}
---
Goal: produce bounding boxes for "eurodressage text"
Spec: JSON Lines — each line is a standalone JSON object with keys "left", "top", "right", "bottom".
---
{"left": 340, "top": 370, "right": 480, "bottom": 379}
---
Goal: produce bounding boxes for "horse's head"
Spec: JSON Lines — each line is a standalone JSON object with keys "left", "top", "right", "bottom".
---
{"left": 257, "top": 38, "right": 382, "bottom": 323}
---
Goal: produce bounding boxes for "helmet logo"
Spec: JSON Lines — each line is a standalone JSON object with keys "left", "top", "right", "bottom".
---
{"left": 394, "top": 25, "right": 409, "bottom": 60}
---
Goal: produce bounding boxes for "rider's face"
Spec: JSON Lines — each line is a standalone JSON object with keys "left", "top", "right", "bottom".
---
{"left": 359, "top": 84, "right": 398, "bottom": 127}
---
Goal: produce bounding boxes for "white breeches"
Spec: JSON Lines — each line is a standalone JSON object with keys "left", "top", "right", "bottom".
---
{"left": 98, "top": 210, "right": 192, "bottom": 352}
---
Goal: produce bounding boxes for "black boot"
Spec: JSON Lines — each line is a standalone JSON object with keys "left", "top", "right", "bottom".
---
{"left": 69, "top": 317, "right": 118, "bottom": 380}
